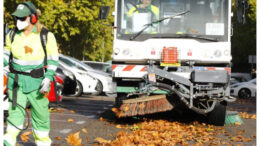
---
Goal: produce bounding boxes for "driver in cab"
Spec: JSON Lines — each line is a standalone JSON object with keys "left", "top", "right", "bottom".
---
{"left": 126, "top": 0, "right": 159, "bottom": 34}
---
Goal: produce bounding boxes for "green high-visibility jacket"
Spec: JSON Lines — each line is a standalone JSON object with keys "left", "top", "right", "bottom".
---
{"left": 4, "top": 26, "right": 59, "bottom": 93}
{"left": 127, "top": 4, "right": 159, "bottom": 20}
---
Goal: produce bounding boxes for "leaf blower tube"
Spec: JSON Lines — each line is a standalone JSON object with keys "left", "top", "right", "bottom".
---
{"left": 6, "top": 99, "right": 30, "bottom": 131}
{"left": 151, "top": 82, "right": 217, "bottom": 114}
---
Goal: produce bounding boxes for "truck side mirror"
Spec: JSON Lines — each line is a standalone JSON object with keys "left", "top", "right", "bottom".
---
{"left": 236, "top": 0, "right": 249, "bottom": 24}
{"left": 99, "top": 6, "right": 110, "bottom": 20}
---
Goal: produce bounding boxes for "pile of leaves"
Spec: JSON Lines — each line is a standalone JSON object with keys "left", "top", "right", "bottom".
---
{"left": 239, "top": 112, "right": 256, "bottom": 119}
{"left": 96, "top": 120, "right": 228, "bottom": 145}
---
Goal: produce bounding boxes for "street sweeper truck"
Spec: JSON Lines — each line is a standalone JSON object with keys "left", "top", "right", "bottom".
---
{"left": 107, "top": 0, "right": 237, "bottom": 126}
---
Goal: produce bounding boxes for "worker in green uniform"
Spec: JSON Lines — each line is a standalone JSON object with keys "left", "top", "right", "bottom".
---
{"left": 3, "top": 1, "right": 59, "bottom": 146}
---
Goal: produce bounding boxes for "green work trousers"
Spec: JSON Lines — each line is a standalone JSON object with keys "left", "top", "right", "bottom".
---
{"left": 4, "top": 86, "right": 51, "bottom": 146}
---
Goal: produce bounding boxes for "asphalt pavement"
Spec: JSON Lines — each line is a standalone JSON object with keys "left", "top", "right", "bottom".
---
{"left": 3, "top": 95, "right": 256, "bottom": 145}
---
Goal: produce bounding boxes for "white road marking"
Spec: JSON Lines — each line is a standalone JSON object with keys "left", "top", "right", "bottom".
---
{"left": 76, "top": 121, "right": 86, "bottom": 124}
{"left": 60, "top": 129, "right": 72, "bottom": 134}
{"left": 86, "top": 115, "right": 98, "bottom": 119}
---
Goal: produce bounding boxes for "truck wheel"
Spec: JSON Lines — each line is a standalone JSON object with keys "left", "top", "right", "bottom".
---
{"left": 207, "top": 101, "right": 227, "bottom": 126}
{"left": 73, "top": 80, "right": 83, "bottom": 97}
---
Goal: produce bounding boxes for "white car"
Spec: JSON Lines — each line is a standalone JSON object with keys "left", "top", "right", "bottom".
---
{"left": 230, "top": 79, "right": 256, "bottom": 99}
{"left": 59, "top": 62, "right": 98, "bottom": 96}
{"left": 59, "top": 54, "right": 116, "bottom": 96}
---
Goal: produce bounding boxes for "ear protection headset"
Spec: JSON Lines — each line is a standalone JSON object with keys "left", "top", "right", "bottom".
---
{"left": 22, "top": 2, "right": 38, "bottom": 24}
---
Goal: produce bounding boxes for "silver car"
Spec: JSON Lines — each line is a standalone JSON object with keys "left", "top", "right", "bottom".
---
{"left": 59, "top": 54, "right": 116, "bottom": 97}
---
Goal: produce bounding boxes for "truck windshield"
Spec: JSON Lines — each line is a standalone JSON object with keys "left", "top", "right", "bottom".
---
{"left": 116, "top": 0, "right": 229, "bottom": 41}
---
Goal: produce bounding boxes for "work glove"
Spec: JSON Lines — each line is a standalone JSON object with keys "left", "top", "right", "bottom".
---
{"left": 39, "top": 78, "right": 51, "bottom": 93}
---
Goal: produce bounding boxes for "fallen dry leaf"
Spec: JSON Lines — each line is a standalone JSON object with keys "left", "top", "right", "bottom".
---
{"left": 55, "top": 137, "right": 62, "bottom": 140}
{"left": 43, "top": 92, "right": 49, "bottom": 98}
{"left": 57, "top": 108, "right": 65, "bottom": 112}
{"left": 66, "top": 132, "right": 82, "bottom": 146}
{"left": 81, "top": 128, "right": 88, "bottom": 133}
{"left": 99, "top": 117, "right": 105, "bottom": 121}
{"left": 99, "top": 119, "right": 238, "bottom": 145}
{"left": 20, "top": 131, "right": 32, "bottom": 143}
{"left": 49, "top": 107, "right": 56, "bottom": 112}
{"left": 20, "top": 135, "right": 29, "bottom": 143}
{"left": 112, "top": 107, "right": 123, "bottom": 117}
{"left": 112, "top": 107, "right": 119, "bottom": 113}
{"left": 251, "top": 114, "right": 256, "bottom": 119}
{"left": 95, "top": 137, "right": 111, "bottom": 144}
{"left": 239, "top": 112, "right": 256, "bottom": 119}
{"left": 109, "top": 134, "right": 114, "bottom": 137}
{"left": 67, "top": 118, "right": 74, "bottom": 123}
{"left": 235, "top": 122, "right": 242, "bottom": 126}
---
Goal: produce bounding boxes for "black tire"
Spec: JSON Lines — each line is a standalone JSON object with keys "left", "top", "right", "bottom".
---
{"left": 92, "top": 80, "right": 103, "bottom": 96}
{"left": 207, "top": 101, "right": 227, "bottom": 126}
{"left": 238, "top": 88, "right": 251, "bottom": 99}
{"left": 73, "top": 80, "right": 83, "bottom": 97}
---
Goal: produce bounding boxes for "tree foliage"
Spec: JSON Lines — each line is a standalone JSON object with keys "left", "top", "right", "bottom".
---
{"left": 4, "top": 0, "right": 256, "bottom": 71}
{"left": 4, "top": 0, "right": 114, "bottom": 61}
{"left": 231, "top": 0, "right": 256, "bottom": 72}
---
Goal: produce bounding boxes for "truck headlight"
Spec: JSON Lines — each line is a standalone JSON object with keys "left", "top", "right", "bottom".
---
{"left": 122, "top": 48, "right": 130, "bottom": 55}
{"left": 224, "top": 49, "right": 230, "bottom": 56}
{"left": 114, "top": 48, "right": 120, "bottom": 55}
{"left": 214, "top": 50, "right": 222, "bottom": 57}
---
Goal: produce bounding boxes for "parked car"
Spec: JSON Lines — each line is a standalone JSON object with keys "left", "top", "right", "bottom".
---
{"left": 231, "top": 73, "right": 251, "bottom": 81}
{"left": 56, "top": 66, "right": 77, "bottom": 95}
{"left": 59, "top": 54, "right": 116, "bottom": 96}
{"left": 230, "top": 78, "right": 256, "bottom": 99}
{"left": 59, "top": 56, "right": 100, "bottom": 96}
{"left": 82, "top": 61, "right": 112, "bottom": 73}
{"left": 230, "top": 77, "right": 242, "bottom": 85}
